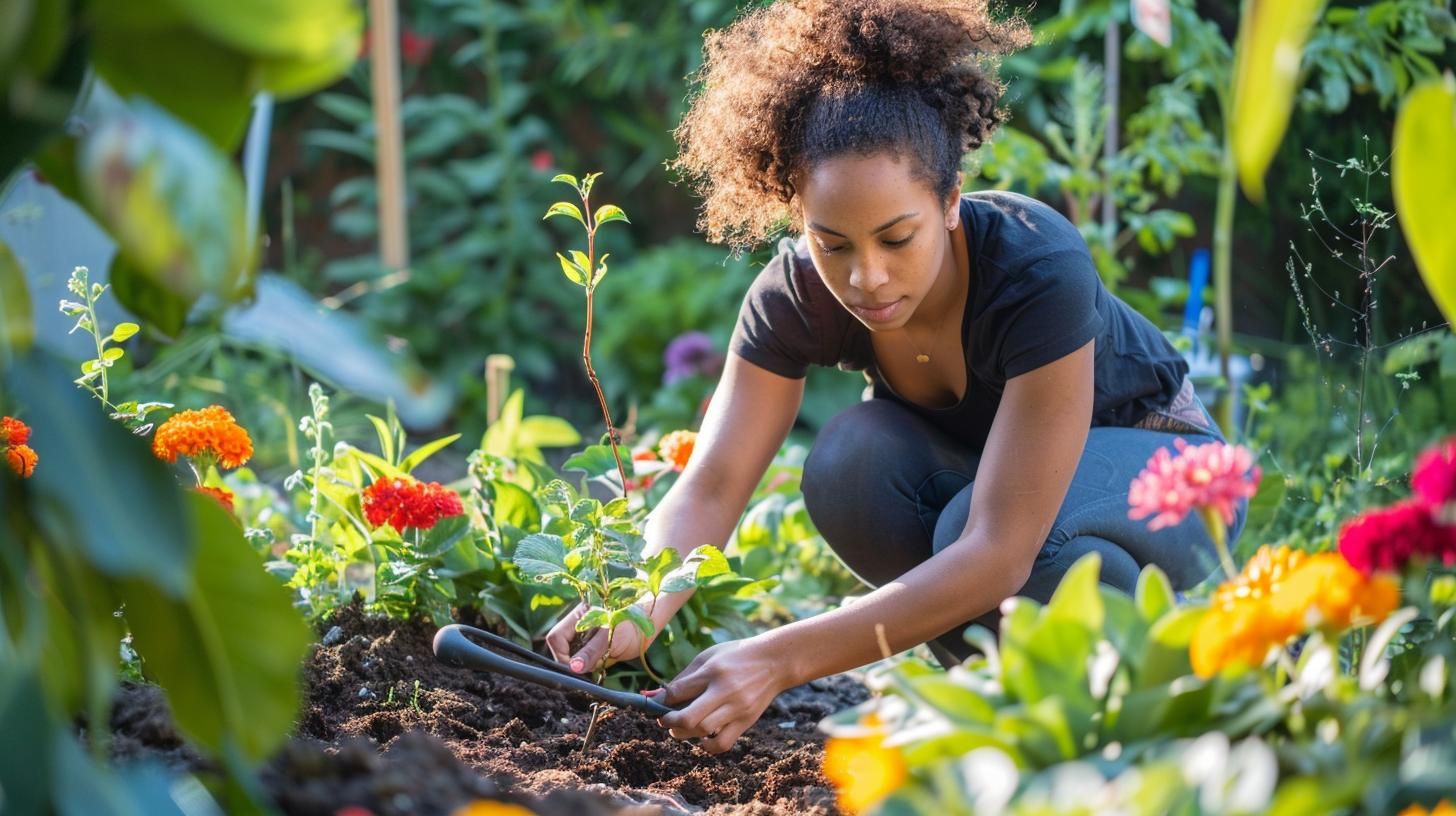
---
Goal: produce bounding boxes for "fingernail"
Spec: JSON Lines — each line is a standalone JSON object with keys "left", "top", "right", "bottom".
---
{"left": 643, "top": 688, "right": 659, "bottom": 697}
{"left": 570, "top": 658, "right": 584, "bottom": 673}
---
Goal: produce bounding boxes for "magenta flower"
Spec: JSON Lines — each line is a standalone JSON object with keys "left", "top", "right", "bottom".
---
{"left": 1413, "top": 436, "right": 1456, "bottom": 510}
{"left": 1128, "top": 438, "right": 1261, "bottom": 531}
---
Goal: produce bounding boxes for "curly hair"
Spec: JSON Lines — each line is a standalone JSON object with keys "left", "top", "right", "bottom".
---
{"left": 670, "top": 0, "right": 1030, "bottom": 250}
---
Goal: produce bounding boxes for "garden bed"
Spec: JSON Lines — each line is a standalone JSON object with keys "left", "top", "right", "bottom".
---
{"left": 111, "top": 602, "right": 867, "bottom": 815}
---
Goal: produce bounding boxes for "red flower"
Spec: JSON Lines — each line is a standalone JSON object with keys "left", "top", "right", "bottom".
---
{"left": 400, "top": 29, "right": 435, "bottom": 66}
{"left": 530, "top": 149, "right": 554, "bottom": 171}
{"left": 1414, "top": 436, "right": 1456, "bottom": 509}
{"left": 1, "top": 416, "right": 31, "bottom": 446}
{"left": 1338, "top": 499, "right": 1456, "bottom": 574}
{"left": 627, "top": 448, "right": 659, "bottom": 491}
{"left": 362, "top": 477, "right": 464, "bottom": 531}
{"left": 658, "top": 430, "right": 697, "bottom": 472}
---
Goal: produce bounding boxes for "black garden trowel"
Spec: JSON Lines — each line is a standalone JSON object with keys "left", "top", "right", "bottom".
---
{"left": 433, "top": 624, "right": 675, "bottom": 717}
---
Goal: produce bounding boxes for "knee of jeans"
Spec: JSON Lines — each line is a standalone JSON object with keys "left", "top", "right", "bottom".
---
{"left": 803, "top": 402, "right": 913, "bottom": 514}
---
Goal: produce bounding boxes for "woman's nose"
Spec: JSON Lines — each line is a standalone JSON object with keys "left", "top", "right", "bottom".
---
{"left": 849, "top": 261, "right": 888, "bottom": 293}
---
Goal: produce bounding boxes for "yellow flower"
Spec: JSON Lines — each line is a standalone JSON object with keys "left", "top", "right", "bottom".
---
{"left": 823, "top": 718, "right": 906, "bottom": 814}
{"left": 152, "top": 405, "right": 253, "bottom": 470}
{"left": 1399, "top": 800, "right": 1456, "bottom": 816}
{"left": 1190, "top": 596, "right": 1293, "bottom": 678}
{"left": 1190, "top": 545, "right": 1308, "bottom": 678}
{"left": 1269, "top": 552, "right": 1400, "bottom": 635}
{"left": 450, "top": 802, "right": 536, "bottom": 816}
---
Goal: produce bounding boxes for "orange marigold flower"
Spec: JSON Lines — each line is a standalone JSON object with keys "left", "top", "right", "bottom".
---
{"left": 1, "top": 416, "right": 31, "bottom": 446}
{"left": 1399, "top": 801, "right": 1456, "bottom": 816}
{"left": 1190, "top": 598, "right": 1293, "bottom": 678}
{"left": 1269, "top": 552, "right": 1400, "bottom": 635}
{"left": 5, "top": 444, "right": 38, "bottom": 478}
{"left": 363, "top": 477, "right": 464, "bottom": 531}
{"left": 196, "top": 485, "right": 235, "bottom": 512}
{"left": 823, "top": 719, "right": 906, "bottom": 814}
{"left": 450, "top": 802, "right": 536, "bottom": 816}
{"left": 1190, "top": 546, "right": 1310, "bottom": 678}
{"left": 152, "top": 406, "right": 253, "bottom": 469}
{"left": 658, "top": 430, "right": 697, "bottom": 471}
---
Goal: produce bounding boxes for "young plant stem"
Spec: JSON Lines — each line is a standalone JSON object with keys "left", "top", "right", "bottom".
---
{"left": 579, "top": 192, "right": 630, "bottom": 495}
{"left": 1200, "top": 506, "right": 1237, "bottom": 581}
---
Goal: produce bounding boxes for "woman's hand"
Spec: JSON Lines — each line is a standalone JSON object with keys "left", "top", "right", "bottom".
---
{"left": 545, "top": 602, "right": 656, "bottom": 674}
{"left": 647, "top": 635, "right": 793, "bottom": 755}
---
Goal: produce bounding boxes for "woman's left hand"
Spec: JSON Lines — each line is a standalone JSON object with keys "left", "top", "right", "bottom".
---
{"left": 647, "top": 635, "right": 793, "bottom": 755}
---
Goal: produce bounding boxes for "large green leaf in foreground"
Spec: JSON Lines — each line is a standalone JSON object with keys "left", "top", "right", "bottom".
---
{"left": 1393, "top": 75, "right": 1456, "bottom": 328}
{"left": 122, "top": 493, "right": 311, "bottom": 761}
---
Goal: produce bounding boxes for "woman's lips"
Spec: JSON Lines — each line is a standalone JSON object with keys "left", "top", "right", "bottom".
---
{"left": 851, "top": 297, "right": 905, "bottom": 324}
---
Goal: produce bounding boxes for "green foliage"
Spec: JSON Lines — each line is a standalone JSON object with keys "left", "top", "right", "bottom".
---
{"left": 830, "top": 555, "right": 1456, "bottom": 815}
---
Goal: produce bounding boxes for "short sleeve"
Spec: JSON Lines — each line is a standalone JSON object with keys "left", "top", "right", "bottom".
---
{"left": 728, "top": 240, "right": 824, "bottom": 379}
{"left": 996, "top": 250, "right": 1104, "bottom": 379}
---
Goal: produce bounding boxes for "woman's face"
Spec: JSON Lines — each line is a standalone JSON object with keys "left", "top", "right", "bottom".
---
{"left": 797, "top": 152, "right": 960, "bottom": 332}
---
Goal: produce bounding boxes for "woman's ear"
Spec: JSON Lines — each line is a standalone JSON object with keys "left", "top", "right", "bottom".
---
{"left": 944, "top": 172, "right": 964, "bottom": 230}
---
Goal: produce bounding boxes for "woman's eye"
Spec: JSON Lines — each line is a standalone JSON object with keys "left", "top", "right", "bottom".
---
{"left": 817, "top": 243, "right": 845, "bottom": 255}
{"left": 884, "top": 235, "right": 912, "bottom": 248}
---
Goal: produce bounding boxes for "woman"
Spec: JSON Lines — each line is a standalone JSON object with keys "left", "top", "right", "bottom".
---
{"left": 545, "top": 0, "right": 1245, "bottom": 754}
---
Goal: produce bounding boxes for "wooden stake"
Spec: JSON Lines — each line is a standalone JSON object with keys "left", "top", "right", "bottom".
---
{"left": 369, "top": 0, "right": 409, "bottom": 272}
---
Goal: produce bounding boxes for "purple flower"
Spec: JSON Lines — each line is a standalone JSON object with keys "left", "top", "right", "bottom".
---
{"left": 663, "top": 331, "right": 724, "bottom": 385}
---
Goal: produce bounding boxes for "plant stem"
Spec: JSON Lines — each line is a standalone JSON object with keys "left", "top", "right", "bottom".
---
{"left": 579, "top": 192, "right": 630, "bottom": 496}
{"left": 1201, "top": 506, "right": 1237, "bottom": 581}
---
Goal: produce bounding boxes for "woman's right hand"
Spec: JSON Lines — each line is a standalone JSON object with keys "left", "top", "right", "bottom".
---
{"left": 545, "top": 602, "right": 657, "bottom": 674}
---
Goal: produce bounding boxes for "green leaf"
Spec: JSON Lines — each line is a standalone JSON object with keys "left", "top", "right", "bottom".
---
{"left": 617, "top": 605, "right": 655, "bottom": 639}
{"left": 416, "top": 515, "right": 472, "bottom": 559}
{"left": 1393, "top": 75, "right": 1456, "bottom": 327}
{"left": 481, "top": 389, "right": 525, "bottom": 457}
{"left": 577, "top": 607, "right": 609, "bottom": 631}
{"left": 79, "top": 100, "right": 253, "bottom": 304}
{"left": 148, "top": 0, "right": 361, "bottom": 86}
{"left": 1230, "top": 0, "right": 1324, "bottom": 202}
{"left": 563, "top": 444, "right": 620, "bottom": 480}
{"left": 101, "top": 347, "right": 124, "bottom": 362}
{"left": 591, "top": 253, "right": 610, "bottom": 288}
{"left": 121, "top": 493, "right": 310, "bottom": 761}
{"left": 543, "top": 201, "right": 586, "bottom": 228}
{"left": 91, "top": 26, "right": 254, "bottom": 150}
{"left": 490, "top": 481, "right": 540, "bottom": 530}
{"left": 1137, "top": 606, "right": 1204, "bottom": 687}
{"left": 581, "top": 172, "right": 602, "bottom": 197}
{"left": 109, "top": 322, "right": 140, "bottom": 343}
{"left": 906, "top": 675, "right": 996, "bottom": 724}
{"left": 518, "top": 415, "right": 580, "bottom": 449}
{"left": 568, "top": 250, "right": 592, "bottom": 277}
{"left": 1046, "top": 551, "right": 1104, "bottom": 632}
{"left": 0, "top": 240, "right": 33, "bottom": 355}
{"left": 366, "top": 415, "right": 395, "bottom": 464}
{"left": 6, "top": 350, "right": 192, "bottom": 592}
{"left": 556, "top": 252, "right": 587, "bottom": 286}
{"left": 399, "top": 433, "right": 461, "bottom": 474}
{"left": 514, "top": 533, "right": 568, "bottom": 578}
{"left": 550, "top": 173, "right": 578, "bottom": 188}
{"left": 1245, "top": 466, "right": 1287, "bottom": 533}
{"left": 0, "top": 661, "right": 54, "bottom": 816}
{"left": 108, "top": 254, "right": 192, "bottom": 339}
{"left": 593, "top": 204, "right": 629, "bottom": 227}
{"left": 660, "top": 546, "right": 731, "bottom": 593}
{"left": 1134, "top": 564, "right": 1176, "bottom": 623}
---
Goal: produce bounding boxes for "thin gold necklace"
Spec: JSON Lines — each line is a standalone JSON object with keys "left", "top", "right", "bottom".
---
{"left": 905, "top": 306, "right": 952, "bottom": 364}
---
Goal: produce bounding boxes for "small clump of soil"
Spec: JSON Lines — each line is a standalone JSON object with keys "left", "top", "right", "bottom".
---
{"left": 108, "top": 600, "right": 869, "bottom": 816}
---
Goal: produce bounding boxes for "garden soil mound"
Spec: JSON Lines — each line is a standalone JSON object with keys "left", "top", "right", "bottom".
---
{"left": 112, "top": 603, "right": 868, "bottom": 816}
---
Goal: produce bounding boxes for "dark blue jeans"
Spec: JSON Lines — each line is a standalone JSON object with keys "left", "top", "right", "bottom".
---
{"left": 801, "top": 396, "right": 1247, "bottom": 666}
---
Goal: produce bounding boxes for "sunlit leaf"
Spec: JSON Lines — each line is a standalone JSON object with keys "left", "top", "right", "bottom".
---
{"left": 543, "top": 201, "right": 586, "bottom": 228}
{"left": 593, "top": 204, "right": 629, "bottom": 227}
{"left": 550, "top": 173, "right": 578, "bottom": 187}
{"left": 0, "top": 240, "right": 34, "bottom": 354}
{"left": 1231, "top": 0, "right": 1325, "bottom": 202}
{"left": 1393, "top": 75, "right": 1456, "bottom": 327}
{"left": 399, "top": 433, "right": 462, "bottom": 474}
{"left": 514, "top": 533, "right": 568, "bottom": 578}
{"left": 556, "top": 252, "right": 587, "bottom": 286}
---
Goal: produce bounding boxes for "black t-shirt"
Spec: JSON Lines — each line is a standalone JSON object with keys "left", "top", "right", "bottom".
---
{"left": 729, "top": 191, "right": 1188, "bottom": 451}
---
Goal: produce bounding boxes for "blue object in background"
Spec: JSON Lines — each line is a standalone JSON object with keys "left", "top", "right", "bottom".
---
{"left": 1183, "top": 247, "right": 1210, "bottom": 339}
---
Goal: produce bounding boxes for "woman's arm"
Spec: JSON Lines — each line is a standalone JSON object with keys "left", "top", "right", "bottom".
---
{"left": 545, "top": 352, "right": 804, "bottom": 669}
{"left": 655, "top": 340, "right": 1095, "bottom": 752}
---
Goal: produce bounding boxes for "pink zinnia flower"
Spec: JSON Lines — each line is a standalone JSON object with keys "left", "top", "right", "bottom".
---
{"left": 1413, "top": 436, "right": 1456, "bottom": 512}
{"left": 1338, "top": 499, "right": 1456, "bottom": 575}
{"left": 1128, "top": 438, "right": 1261, "bottom": 531}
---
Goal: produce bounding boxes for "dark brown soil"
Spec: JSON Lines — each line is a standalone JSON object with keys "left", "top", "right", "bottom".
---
{"left": 110, "top": 602, "right": 868, "bottom": 816}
